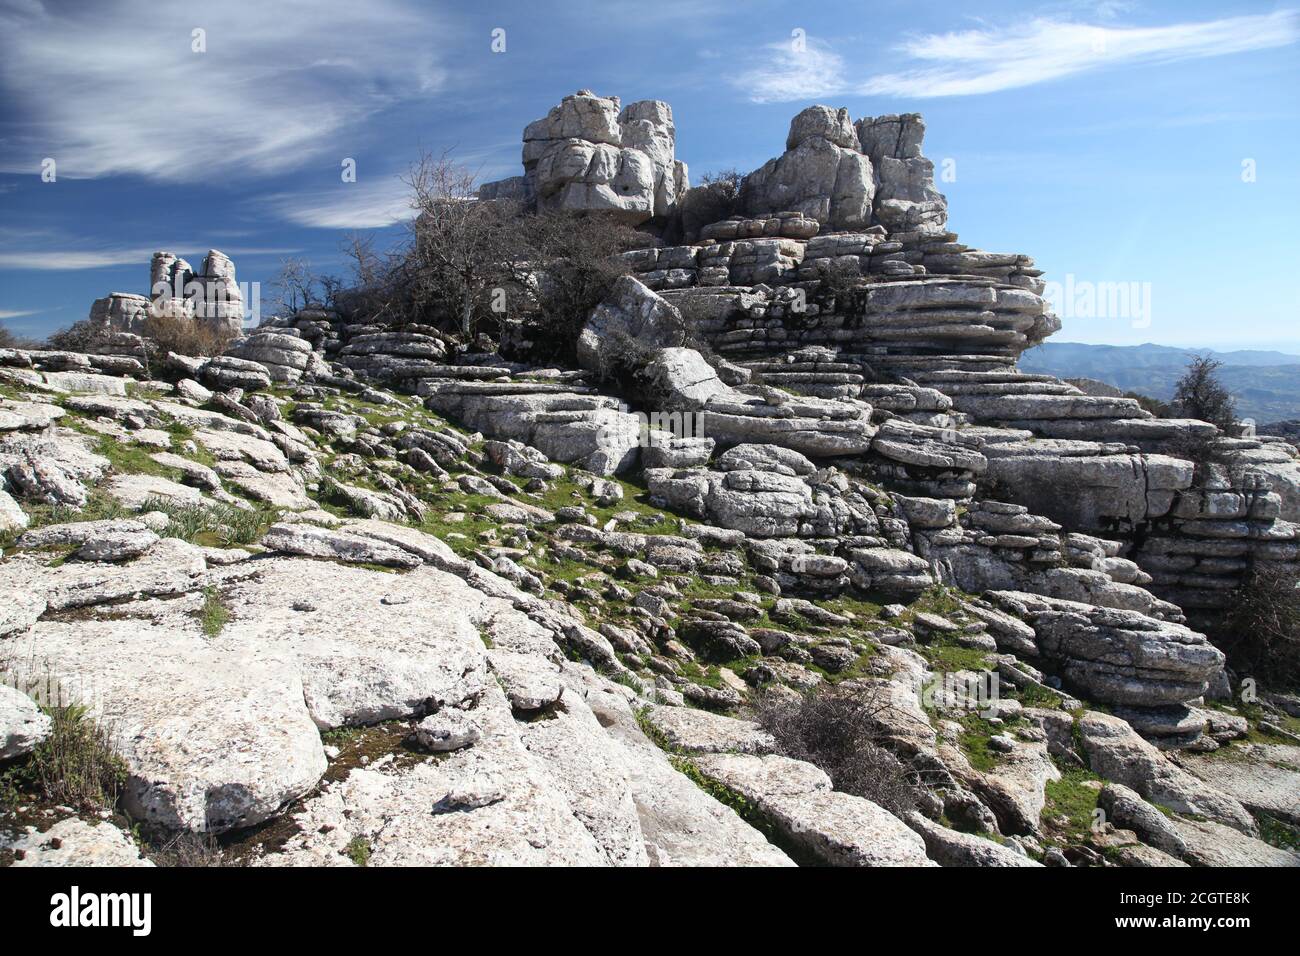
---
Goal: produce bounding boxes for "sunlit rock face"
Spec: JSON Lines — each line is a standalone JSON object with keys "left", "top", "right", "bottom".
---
{"left": 501, "top": 90, "right": 688, "bottom": 226}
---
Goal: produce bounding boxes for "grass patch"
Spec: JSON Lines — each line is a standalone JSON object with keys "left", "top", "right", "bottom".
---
{"left": 953, "top": 714, "right": 1008, "bottom": 772}
{"left": 93, "top": 434, "right": 183, "bottom": 480}
{"left": 915, "top": 636, "right": 993, "bottom": 673}
{"left": 1041, "top": 765, "right": 1103, "bottom": 846}
{"left": 124, "top": 382, "right": 166, "bottom": 400}
{"left": 1, "top": 491, "right": 129, "bottom": 550}
{"left": 344, "top": 836, "right": 371, "bottom": 866}
{"left": 1007, "top": 681, "right": 1063, "bottom": 709}
{"left": 200, "top": 586, "right": 230, "bottom": 637}
{"left": 1257, "top": 813, "right": 1300, "bottom": 852}
{"left": 142, "top": 496, "right": 277, "bottom": 547}
{"left": 908, "top": 584, "right": 971, "bottom": 618}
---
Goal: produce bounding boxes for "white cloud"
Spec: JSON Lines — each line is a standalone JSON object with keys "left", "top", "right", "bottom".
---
{"left": 735, "top": 38, "right": 846, "bottom": 104}
{"left": 266, "top": 176, "right": 415, "bottom": 230}
{"left": 0, "top": 0, "right": 451, "bottom": 181}
{"left": 864, "top": 11, "right": 1300, "bottom": 97}
{"left": 0, "top": 308, "right": 40, "bottom": 319}
{"left": 733, "top": 11, "right": 1300, "bottom": 102}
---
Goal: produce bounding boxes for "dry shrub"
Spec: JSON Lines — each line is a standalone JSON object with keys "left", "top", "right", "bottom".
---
{"left": 0, "top": 697, "right": 127, "bottom": 814}
{"left": 145, "top": 832, "right": 238, "bottom": 867}
{"left": 754, "top": 688, "right": 921, "bottom": 816}
{"left": 141, "top": 313, "right": 235, "bottom": 357}
{"left": 505, "top": 210, "right": 644, "bottom": 363}
{"left": 680, "top": 168, "right": 746, "bottom": 239}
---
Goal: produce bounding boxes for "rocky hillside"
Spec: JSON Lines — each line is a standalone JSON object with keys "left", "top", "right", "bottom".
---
{"left": 2, "top": 93, "right": 1298, "bottom": 868}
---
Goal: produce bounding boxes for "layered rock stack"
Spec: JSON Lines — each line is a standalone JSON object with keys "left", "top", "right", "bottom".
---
{"left": 88, "top": 249, "right": 246, "bottom": 339}
{"left": 480, "top": 90, "right": 689, "bottom": 227}
{"left": 482, "top": 97, "right": 1298, "bottom": 726}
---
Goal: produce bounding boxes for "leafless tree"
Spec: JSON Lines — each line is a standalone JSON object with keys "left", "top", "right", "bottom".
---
{"left": 404, "top": 149, "right": 520, "bottom": 338}
{"left": 267, "top": 256, "right": 322, "bottom": 316}
{"left": 496, "top": 210, "right": 643, "bottom": 360}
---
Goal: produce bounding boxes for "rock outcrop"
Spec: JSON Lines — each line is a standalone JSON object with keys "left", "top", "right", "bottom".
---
{"left": 742, "top": 105, "right": 875, "bottom": 232}
{"left": 89, "top": 249, "right": 245, "bottom": 340}
{"left": 481, "top": 90, "right": 688, "bottom": 227}
{"left": 5, "top": 93, "right": 1297, "bottom": 871}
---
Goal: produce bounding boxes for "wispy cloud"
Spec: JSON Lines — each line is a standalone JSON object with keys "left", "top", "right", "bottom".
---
{"left": 0, "top": 244, "right": 300, "bottom": 272}
{"left": 735, "top": 38, "right": 846, "bottom": 103}
{"left": 0, "top": 308, "right": 40, "bottom": 319}
{"left": 0, "top": 0, "right": 451, "bottom": 182}
{"left": 263, "top": 146, "right": 517, "bottom": 230}
{"left": 735, "top": 11, "right": 1300, "bottom": 102}
{"left": 264, "top": 177, "right": 415, "bottom": 230}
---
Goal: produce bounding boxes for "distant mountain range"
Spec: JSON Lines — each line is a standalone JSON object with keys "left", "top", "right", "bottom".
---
{"left": 1019, "top": 342, "right": 1300, "bottom": 425}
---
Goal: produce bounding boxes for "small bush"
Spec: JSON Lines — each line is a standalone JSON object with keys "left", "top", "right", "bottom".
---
{"left": 345, "top": 836, "right": 371, "bottom": 866}
{"left": 1172, "top": 356, "right": 1236, "bottom": 430}
{"left": 1163, "top": 428, "right": 1226, "bottom": 478}
{"left": 681, "top": 168, "right": 747, "bottom": 238}
{"left": 200, "top": 586, "right": 230, "bottom": 638}
{"left": 45, "top": 319, "right": 113, "bottom": 352}
{"left": 1220, "top": 564, "right": 1300, "bottom": 689}
{"left": 814, "top": 258, "right": 866, "bottom": 310}
{"left": 0, "top": 699, "right": 127, "bottom": 813}
{"left": 754, "top": 688, "right": 921, "bottom": 816}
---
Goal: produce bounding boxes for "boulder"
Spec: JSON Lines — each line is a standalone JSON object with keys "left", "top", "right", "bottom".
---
{"left": 4, "top": 817, "right": 154, "bottom": 867}
{"left": 1077, "top": 711, "right": 1256, "bottom": 833}
{"left": 577, "top": 276, "right": 685, "bottom": 373}
{"left": 695, "top": 752, "right": 934, "bottom": 866}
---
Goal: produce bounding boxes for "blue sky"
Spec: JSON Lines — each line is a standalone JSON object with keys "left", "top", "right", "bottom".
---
{"left": 1, "top": 0, "right": 1297, "bottom": 350}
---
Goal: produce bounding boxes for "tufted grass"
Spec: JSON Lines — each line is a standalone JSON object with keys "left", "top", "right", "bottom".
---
{"left": 141, "top": 496, "right": 277, "bottom": 547}
{"left": 199, "top": 586, "right": 231, "bottom": 637}
{"left": 0, "top": 695, "right": 127, "bottom": 814}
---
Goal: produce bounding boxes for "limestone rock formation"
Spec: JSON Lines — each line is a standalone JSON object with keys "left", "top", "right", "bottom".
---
{"left": 742, "top": 105, "right": 875, "bottom": 231}
{"left": 89, "top": 248, "right": 245, "bottom": 339}
{"left": 6, "top": 93, "right": 1297, "bottom": 871}
{"left": 857, "top": 113, "right": 949, "bottom": 236}
{"left": 482, "top": 90, "right": 688, "bottom": 226}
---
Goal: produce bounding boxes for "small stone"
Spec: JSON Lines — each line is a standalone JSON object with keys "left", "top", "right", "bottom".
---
{"left": 413, "top": 711, "right": 480, "bottom": 753}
